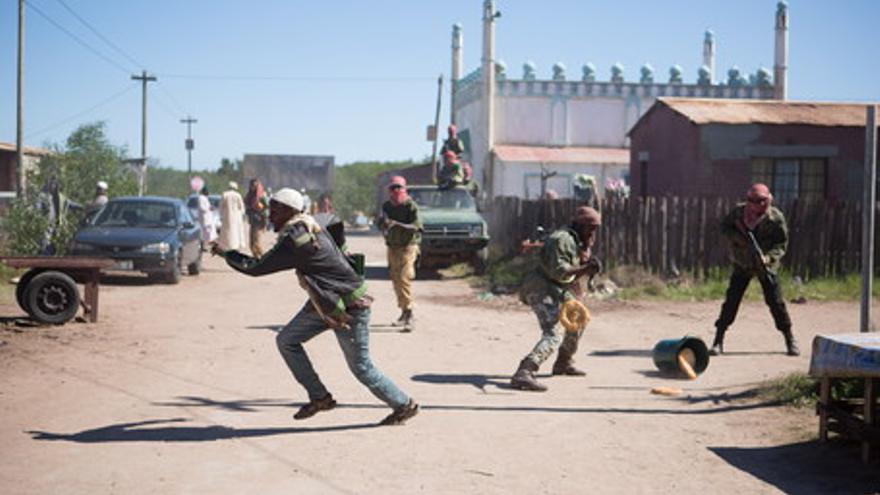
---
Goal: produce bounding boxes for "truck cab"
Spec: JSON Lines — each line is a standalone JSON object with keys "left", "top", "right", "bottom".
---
{"left": 407, "top": 185, "right": 490, "bottom": 273}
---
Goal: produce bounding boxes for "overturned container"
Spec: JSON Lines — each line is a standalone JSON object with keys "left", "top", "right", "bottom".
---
{"left": 652, "top": 336, "right": 710, "bottom": 377}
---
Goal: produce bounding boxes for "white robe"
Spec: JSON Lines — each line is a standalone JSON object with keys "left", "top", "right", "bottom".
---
{"left": 197, "top": 194, "right": 218, "bottom": 243}
{"left": 219, "top": 189, "right": 246, "bottom": 250}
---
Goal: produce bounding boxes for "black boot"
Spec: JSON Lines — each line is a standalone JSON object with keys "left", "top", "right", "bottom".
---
{"left": 552, "top": 350, "right": 586, "bottom": 376}
{"left": 510, "top": 359, "right": 547, "bottom": 392}
{"left": 393, "top": 309, "right": 411, "bottom": 327}
{"left": 709, "top": 327, "right": 725, "bottom": 356}
{"left": 782, "top": 328, "right": 800, "bottom": 356}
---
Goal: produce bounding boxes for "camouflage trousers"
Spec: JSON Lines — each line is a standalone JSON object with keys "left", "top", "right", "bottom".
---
{"left": 523, "top": 293, "right": 583, "bottom": 367}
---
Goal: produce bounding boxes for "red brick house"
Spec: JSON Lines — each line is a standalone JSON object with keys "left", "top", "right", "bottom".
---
{"left": 628, "top": 98, "right": 879, "bottom": 201}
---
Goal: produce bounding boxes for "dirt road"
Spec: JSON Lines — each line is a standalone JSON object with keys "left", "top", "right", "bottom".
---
{"left": 1, "top": 232, "right": 877, "bottom": 494}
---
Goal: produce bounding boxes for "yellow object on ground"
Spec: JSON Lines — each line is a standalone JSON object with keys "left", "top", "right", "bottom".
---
{"left": 560, "top": 299, "right": 591, "bottom": 332}
{"left": 678, "top": 349, "right": 698, "bottom": 380}
{"left": 650, "top": 386, "right": 683, "bottom": 396}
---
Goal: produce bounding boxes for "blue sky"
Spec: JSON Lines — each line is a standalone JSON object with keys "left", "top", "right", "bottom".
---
{"left": 0, "top": 0, "right": 877, "bottom": 170}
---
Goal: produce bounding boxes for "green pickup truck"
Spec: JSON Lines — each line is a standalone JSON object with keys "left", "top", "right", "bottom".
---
{"left": 407, "top": 185, "right": 490, "bottom": 273}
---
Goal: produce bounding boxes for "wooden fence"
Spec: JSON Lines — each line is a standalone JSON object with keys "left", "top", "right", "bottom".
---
{"left": 484, "top": 196, "right": 878, "bottom": 279}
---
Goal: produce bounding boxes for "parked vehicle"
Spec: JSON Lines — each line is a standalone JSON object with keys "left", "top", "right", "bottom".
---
{"left": 69, "top": 196, "right": 203, "bottom": 284}
{"left": 406, "top": 185, "right": 490, "bottom": 273}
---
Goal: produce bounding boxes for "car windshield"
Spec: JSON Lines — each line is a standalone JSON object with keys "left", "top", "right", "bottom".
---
{"left": 93, "top": 201, "right": 178, "bottom": 228}
{"left": 409, "top": 188, "right": 475, "bottom": 210}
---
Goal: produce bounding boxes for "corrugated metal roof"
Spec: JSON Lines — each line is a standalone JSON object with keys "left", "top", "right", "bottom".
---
{"left": 494, "top": 145, "right": 629, "bottom": 164}
{"left": 0, "top": 142, "right": 53, "bottom": 155}
{"left": 658, "top": 98, "right": 879, "bottom": 127}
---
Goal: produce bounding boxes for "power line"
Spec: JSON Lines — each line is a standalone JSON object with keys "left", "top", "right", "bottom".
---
{"left": 24, "top": 0, "right": 130, "bottom": 74}
{"left": 52, "top": 0, "right": 144, "bottom": 70}
{"left": 157, "top": 73, "right": 435, "bottom": 82}
{"left": 156, "top": 81, "right": 188, "bottom": 115}
{"left": 26, "top": 84, "right": 137, "bottom": 139}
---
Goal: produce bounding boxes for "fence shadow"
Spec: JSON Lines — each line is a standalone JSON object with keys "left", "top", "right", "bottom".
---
{"left": 709, "top": 440, "right": 879, "bottom": 494}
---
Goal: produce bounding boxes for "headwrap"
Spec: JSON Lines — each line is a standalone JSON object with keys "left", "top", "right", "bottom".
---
{"left": 744, "top": 183, "right": 772, "bottom": 230}
{"left": 388, "top": 176, "right": 409, "bottom": 206}
{"left": 572, "top": 206, "right": 602, "bottom": 227}
{"left": 246, "top": 179, "right": 266, "bottom": 211}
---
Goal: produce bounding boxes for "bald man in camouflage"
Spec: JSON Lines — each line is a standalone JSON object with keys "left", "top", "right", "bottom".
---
{"left": 511, "top": 206, "right": 602, "bottom": 392}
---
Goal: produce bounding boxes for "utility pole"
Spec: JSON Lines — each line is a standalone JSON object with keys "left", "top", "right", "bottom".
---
{"left": 131, "top": 70, "right": 156, "bottom": 195}
{"left": 862, "top": 105, "right": 877, "bottom": 334}
{"left": 180, "top": 116, "right": 197, "bottom": 175}
{"left": 430, "top": 75, "right": 443, "bottom": 184}
{"left": 16, "top": 0, "right": 25, "bottom": 197}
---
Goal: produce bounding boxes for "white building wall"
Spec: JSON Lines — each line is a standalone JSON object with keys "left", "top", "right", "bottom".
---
{"left": 497, "top": 161, "right": 629, "bottom": 199}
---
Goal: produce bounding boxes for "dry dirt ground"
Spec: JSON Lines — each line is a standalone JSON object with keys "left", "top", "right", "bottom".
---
{"left": 1, "top": 232, "right": 878, "bottom": 494}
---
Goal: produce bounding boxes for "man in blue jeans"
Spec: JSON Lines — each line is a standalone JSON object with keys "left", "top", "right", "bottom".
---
{"left": 212, "top": 187, "right": 418, "bottom": 425}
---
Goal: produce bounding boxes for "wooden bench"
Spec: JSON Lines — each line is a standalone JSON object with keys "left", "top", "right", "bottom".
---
{"left": 1, "top": 256, "right": 117, "bottom": 324}
{"left": 810, "top": 333, "right": 880, "bottom": 463}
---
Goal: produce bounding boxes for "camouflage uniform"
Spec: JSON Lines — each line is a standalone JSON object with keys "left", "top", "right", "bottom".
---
{"left": 519, "top": 227, "right": 585, "bottom": 366}
{"left": 712, "top": 203, "right": 797, "bottom": 355}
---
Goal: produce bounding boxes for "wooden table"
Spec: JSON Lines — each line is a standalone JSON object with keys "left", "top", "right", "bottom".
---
{"left": 809, "top": 333, "right": 880, "bottom": 463}
{"left": 1, "top": 256, "right": 116, "bottom": 323}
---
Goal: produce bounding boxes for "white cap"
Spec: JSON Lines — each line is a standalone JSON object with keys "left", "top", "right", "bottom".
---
{"left": 271, "top": 188, "right": 304, "bottom": 211}
{"left": 228, "top": 181, "right": 239, "bottom": 190}
{"left": 96, "top": 181, "right": 108, "bottom": 190}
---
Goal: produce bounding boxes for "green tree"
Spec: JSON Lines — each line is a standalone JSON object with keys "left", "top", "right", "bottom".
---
{"left": 1, "top": 122, "right": 137, "bottom": 255}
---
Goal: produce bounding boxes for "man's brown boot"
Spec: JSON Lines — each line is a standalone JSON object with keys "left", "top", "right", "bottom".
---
{"left": 552, "top": 350, "right": 586, "bottom": 376}
{"left": 510, "top": 359, "right": 547, "bottom": 392}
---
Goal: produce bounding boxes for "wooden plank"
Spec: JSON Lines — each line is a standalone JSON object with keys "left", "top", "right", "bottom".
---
{"left": 819, "top": 377, "right": 831, "bottom": 442}
{"left": 864, "top": 377, "right": 876, "bottom": 463}
{"left": 0, "top": 256, "right": 117, "bottom": 269}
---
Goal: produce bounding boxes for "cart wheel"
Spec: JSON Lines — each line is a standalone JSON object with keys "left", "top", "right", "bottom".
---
{"left": 15, "top": 269, "right": 43, "bottom": 315}
{"left": 25, "top": 271, "right": 81, "bottom": 324}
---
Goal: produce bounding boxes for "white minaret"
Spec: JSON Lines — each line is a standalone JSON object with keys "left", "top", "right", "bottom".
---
{"left": 703, "top": 30, "right": 715, "bottom": 84}
{"left": 482, "top": 0, "right": 497, "bottom": 189}
{"left": 451, "top": 23, "right": 463, "bottom": 124}
{"left": 774, "top": 1, "right": 789, "bottom": 100}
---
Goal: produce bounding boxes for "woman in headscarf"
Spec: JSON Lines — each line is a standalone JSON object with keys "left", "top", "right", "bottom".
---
{"left": 244, "top": 178, "right": 269, "bottom": 257}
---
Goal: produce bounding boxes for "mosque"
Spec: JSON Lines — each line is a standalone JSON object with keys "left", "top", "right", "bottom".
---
{"left": 450, "top": 1, "right": 790, "bottom": 200}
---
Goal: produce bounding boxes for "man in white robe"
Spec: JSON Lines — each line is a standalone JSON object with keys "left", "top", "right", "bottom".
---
{"left": 219, "top": 181, "right": 246, "bottom": 250}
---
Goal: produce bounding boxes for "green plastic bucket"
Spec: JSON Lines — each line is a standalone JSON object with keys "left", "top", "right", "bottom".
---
{"left": 652, "top": 336, "right": 710, "bottom": 375}
{"left": 350, "top": 253, "right": 366, "bottom": 276}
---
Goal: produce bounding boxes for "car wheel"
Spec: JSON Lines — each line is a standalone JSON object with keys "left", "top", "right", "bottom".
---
{"left": 15, "top": 269, "right": 43, "bottom": 315}
{"left": 472, "top": 247, "right": 489, "bottom": 275}
{"left": 25, "top": 271, "right": 80, "bottom": 324}
{"left": 188, "top": 248, "right": 202, "bottom": 275}
{"left": 164, "top": 252, "right": 183, "bottom": 284}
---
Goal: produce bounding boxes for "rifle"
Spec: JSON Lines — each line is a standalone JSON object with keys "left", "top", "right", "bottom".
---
{"left": 744, "top": 229, "right": 773, "bottom": 282}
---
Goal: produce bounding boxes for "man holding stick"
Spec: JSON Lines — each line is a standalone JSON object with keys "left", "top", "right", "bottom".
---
{"left": 711, "top": 183, "right": 799, "bottom": 356}
{"left": 212, "top": 188, "right": 419, "bottom": 425}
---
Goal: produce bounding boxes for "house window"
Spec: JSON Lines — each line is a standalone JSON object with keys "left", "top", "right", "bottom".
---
{"left": 751, "top": 158, "right": 826, "bottom": 202}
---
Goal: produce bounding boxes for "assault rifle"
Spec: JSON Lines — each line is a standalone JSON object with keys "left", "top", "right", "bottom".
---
{"left": 744, "top": 229, "right": 773, "bottom": 282}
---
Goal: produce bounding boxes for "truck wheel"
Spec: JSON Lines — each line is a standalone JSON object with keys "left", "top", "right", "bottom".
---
{"left": 472, "top": 247, "right": 489, "bottom": 275}
{"left": 15, "top": 269, "right": 43, "bottom": 315}
{"left": 25, "top": 271, "right": 80, "bottom": 324}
